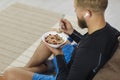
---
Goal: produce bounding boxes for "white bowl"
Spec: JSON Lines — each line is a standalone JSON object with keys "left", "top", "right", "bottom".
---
{"left": 42, "top": 31, "right": 67, "bottom": 48}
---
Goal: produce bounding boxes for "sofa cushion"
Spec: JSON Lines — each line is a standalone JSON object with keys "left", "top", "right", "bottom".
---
{"left": 93, "top": 36, "right": 120, "bottom": 80}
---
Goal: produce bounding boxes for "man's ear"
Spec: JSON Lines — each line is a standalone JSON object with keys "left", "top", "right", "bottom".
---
{"left": 84, "top": 12, "right": 90, "bottom": 18}
{"left": 84, "top": 10, "right": 91, "bottom": 18}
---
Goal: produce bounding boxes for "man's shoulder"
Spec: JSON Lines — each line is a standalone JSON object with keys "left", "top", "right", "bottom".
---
{"left": 106, "top": 23, "right": 120, "bottom": 37}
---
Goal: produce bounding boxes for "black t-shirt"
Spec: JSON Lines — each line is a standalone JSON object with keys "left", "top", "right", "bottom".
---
{"left": 56, "top": 23, "right": 120, "bottom": 80}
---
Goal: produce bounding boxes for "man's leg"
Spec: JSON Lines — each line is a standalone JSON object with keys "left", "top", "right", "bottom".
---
{"left": 26, "top": 41, "right": 52, "bottom": 67}
{"left": 21, "top": 64, "right": 48, "bottom": 73}
{"left": 0, "top": 76, "right": 4, "bottom": 80}
{"left": 23, "top": 41, "right": 53, "bottom": 73}
{"left": 20, "top": 40, "right": 70, "bottom": 73}
{"left": 2, "top": 41, "right": 57, "bottom": 80}
{"left": 3, "top": 67, "right": 34, "bottom": 80}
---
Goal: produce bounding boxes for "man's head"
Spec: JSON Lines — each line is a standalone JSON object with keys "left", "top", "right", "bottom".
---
{"left": 74, "top": 0, "right": 108, "bottom": 29}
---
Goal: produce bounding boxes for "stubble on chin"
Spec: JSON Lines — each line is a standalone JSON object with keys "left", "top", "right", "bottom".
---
{"left": 77, "top": 17, "right": 88, "bottom": 29}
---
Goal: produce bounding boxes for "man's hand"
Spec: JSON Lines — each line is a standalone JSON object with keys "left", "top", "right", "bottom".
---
{"left": 60, "top": 19, "right": 74, "bottom": 35}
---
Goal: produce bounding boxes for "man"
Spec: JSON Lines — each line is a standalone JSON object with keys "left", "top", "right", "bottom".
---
{"left": 1, "top": 0, "right": 120, "bottom": 80}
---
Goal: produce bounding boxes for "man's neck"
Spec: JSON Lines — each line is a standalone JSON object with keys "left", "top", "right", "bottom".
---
{"left": 87, "top": 14, "right": 106, "bottom": 34}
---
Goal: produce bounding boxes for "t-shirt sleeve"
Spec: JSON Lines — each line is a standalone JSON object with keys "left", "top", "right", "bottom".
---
{"left": 69, "top": 30, "right": 83, "bottom": 43}
{"left": 56, "top": 55, "right": 69, "bottom": 80}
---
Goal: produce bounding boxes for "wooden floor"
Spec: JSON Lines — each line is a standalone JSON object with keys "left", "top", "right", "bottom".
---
{"left": 0, "top": 3, "right": 63, "bottom": 74}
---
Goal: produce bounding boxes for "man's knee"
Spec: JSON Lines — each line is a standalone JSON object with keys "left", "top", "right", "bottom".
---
{"left": 3, "top": 67, "right": 17, "bottom": 80}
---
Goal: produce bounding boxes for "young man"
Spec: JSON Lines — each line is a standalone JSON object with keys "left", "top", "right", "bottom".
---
{"left": 1, "top": 0, "right": 120, "bottom": 80}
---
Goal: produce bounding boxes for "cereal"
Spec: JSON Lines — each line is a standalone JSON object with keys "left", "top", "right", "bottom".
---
{"left": 45, "top": 34, "right": 64, "bottom": 45}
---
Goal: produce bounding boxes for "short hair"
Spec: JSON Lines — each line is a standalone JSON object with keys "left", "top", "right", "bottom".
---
{"left": 76, "top": 0, "right": 108, "bottom": 12}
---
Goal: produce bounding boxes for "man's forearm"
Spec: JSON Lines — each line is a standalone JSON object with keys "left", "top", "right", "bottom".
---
{"left": 69, "top": 30, "right": 83, "bottom": 43}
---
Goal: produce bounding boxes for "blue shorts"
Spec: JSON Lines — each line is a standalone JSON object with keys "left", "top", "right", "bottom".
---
{"left": 32, "top": 73, "right": 56, "bottom": 80}
{"left": 32, "top": 40, "right": 77, "bottom": 80}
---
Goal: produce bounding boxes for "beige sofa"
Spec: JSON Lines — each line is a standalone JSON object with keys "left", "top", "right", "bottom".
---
{"left": 93, "top": 36, "right": 120, "bottom": 80}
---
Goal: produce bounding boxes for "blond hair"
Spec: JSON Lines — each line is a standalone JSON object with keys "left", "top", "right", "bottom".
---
{"left": 76, "top": 0, "right": 108, "bottom": 12}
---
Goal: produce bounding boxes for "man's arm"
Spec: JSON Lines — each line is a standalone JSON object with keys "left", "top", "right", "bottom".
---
{"left": 69, "top": 30, "right": 83, "bottom": 43}
{"left": 56, "top": 48, "right": 101, "bottom": 80}
{"left": 56, "top": 55, "right": 69, "bottom": 80}
{"left": 60, "top": 19, "right": 83, "bottom": 43}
